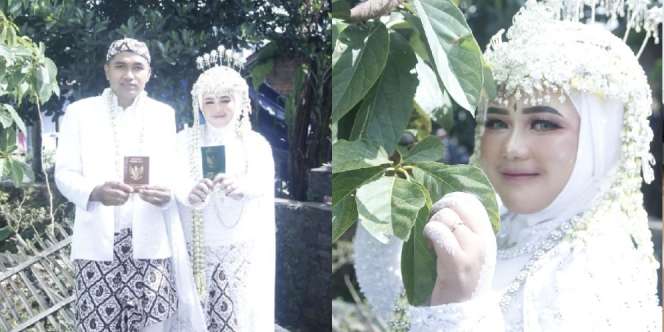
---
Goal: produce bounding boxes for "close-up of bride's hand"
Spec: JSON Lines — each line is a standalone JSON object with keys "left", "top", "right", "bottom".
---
{"left": 424, "top": 192, "right": 496, "bottom": 305}
{"left": 188, "top": 178, "right": 214, "bottom": 205}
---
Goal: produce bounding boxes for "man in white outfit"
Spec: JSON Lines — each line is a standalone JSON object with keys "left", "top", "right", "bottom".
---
{"left": 55, "top": 38, "right": 180, "bottom": 332}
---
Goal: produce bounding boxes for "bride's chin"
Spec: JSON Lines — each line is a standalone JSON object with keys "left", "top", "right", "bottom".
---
{"left": 500, "top": 194, "right": 549, "bottom": 214}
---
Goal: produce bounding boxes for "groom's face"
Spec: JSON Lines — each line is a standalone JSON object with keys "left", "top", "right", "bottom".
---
{"left": 104, "top": 51, "right": 151, "bottom": 107}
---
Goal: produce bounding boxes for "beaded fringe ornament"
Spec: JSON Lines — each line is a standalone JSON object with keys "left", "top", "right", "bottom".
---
{"left": 468, "top": 0, "right": 662, "bottom": 314}
{"left": 190, "top": 46, "right": 250, "bottom": 299}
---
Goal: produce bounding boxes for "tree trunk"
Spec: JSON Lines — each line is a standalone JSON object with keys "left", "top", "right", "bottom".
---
{"left": 318, "top": 68, "right": 332, "bottom": 164}
{"left": 288, "top": 68, "right": 315, "bottom": 201}
{"left": 31, "top": 113, "right": 44, "bottom": 182}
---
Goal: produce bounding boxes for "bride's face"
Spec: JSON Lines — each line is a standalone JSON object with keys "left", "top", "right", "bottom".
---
{"left": 201, "top": 93, "right": 236, "bottom": 128}
{"left": 479, "top": 95, "right": 580, "bottom": 214}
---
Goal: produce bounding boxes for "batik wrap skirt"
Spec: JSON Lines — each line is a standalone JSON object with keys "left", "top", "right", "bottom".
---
{"left": 204, "top": 242, "right": 251, "bottom": 332}
{"left": 73, "top": 228, "right": 177, "bottom": 332}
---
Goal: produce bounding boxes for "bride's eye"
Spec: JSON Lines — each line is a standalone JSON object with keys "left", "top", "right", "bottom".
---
{"left": 531, "top": 119, "right": 561, "bottom": 131}
{"left": 485, "top": 118, "right": 508, "bottom": 129}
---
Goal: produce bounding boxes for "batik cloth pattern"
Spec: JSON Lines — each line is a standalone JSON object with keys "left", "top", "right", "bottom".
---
{"left": 204, "top": 242, "right": 251, "bottom": 332}
{"left": 73, "top": 228, "right": 177, "bottom": 332}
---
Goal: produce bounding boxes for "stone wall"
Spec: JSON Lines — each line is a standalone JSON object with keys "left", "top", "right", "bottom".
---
{"left": 275, "top": 198, "right": 331, "bottom": 331}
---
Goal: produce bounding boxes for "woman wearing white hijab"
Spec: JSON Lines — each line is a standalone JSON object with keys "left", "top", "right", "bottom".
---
{"left": 353, "top": 1, "right": 661, "bottom": 330}
{"left": 167, "top": 60, "right": 275, "bottom": 331}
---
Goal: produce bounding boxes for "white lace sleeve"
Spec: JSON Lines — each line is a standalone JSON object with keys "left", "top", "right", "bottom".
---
{"left": 353, "top": 224, "right": 504, "bottom": 331}
{"left": 521, "top": 213, "right": 662, "bottom": 331}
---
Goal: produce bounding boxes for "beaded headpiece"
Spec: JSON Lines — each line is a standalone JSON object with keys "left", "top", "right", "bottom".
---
{"left": 106, "top": 38, "right": 151, "bottom": 64}
{"left": 192, "top": 47, "right": 251, "bottom": 136}
{"left": 475, "top": 0, "right": 661, "bottom": 184}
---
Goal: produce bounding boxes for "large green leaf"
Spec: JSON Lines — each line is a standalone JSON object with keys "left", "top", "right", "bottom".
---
{"left": 411, "top": 0, "right": 483, "bottom": 113}
{"left": 332, "top": 194, "right": 358, "bottom": 242}
{"left": 332, "top": 139, "right": 391, "bottom": 174}
{"left": 403, "top": 135, "right": 443, "bottom": 163}
{"left": 332, "top": 165, "right": 386, "bottom": 206}
{"left": 332, "top": 21, "right": 389, "bottom": 122}
{"left": 401, "top": 183, "right": 436, "bottom": 305}
{"left": 411, "top": 161, "right": 500, "bottom": 232}
{"left": 356, "top": 175, "right": 426, "bottom": 242}
{"left": 349, "top": 32, "right": 418, "bottom": 154}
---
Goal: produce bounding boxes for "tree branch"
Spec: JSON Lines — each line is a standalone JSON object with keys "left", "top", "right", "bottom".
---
{"left": 350, "top": 0, "right": 402, "bottom": 22}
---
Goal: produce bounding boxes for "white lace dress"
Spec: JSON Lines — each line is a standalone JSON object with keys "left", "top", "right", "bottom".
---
{"left": 354, "top": 204, "right": 661, "bottom": 331}
{"left": 172, "top": 125, "right": 276, "bottom": 331}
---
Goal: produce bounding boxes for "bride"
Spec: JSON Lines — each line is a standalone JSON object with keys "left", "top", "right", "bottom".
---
{"left": 353, "top": 1, "right": 662, "bottom": 330}
{"left": 168, "top": 52, "right": 275, "bottom": 331}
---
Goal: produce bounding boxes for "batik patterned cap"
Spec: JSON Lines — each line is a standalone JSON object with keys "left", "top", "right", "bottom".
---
{"left": 106, "top": 38, "right": 151, "bottom": 64}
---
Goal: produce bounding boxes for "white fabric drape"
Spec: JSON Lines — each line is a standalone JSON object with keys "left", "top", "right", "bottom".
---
{"left": 168, "top": 124, "right": 275, "bottom": 331}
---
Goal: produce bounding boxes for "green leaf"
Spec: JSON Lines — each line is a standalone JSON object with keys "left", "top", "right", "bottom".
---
{"left": 6, "top": 158, "right": 24, "bottom": 186}
{"left": 44, "top": 57, "right": 59, "bottom": 98}
{"left": 411, "top": 161, "right": 500, "bottom": 232}
{"left": 0, "top": 105, "right": 12, "bottom": 128}
{"left": 332, "top": 19, "right": 348, "bottom": 65}
{"left": 356, "top": 176, "right": 427, "bottom": 242}
{"left": 332, "top": 139, "right": 390, "bottom": 174}
{"left": 332, "top": 0, "right": 351, "bottom": 19}
{"left": 2, "top": 104, "right": 26, "bottom": 134}
{"left": 332, "top": 165, "right": 386, "bottom": 206}
{"left": 403, "top": 135, "right": 443, "bottom": 163}
{"left": 401, "top": 183, "right": 436, "bottom": 305}
{"left": 482, "top": 60, "right": 497, "bottom": 101}
{"left": 250, "top": 59, "right": 274, "bottom": 90}
{"left": 332, "top": 194, "right": 358, "bottom": 242}
{"left": 400, "top": 12, "right": 432, "bottom": 65}
{"left": 349, "top": 32, "right": 418, "bottom": 154}
{"left": 332, "top": 21, "right": 389, "bottom": 122}
{"left": 0, "top": 125, "right": 16, "bottom": 150}
{"left": 0, "top": 226, "right": 12, "bottom": 243}
{"left": 411, "top": 0, "right": 484, "bottom": 113}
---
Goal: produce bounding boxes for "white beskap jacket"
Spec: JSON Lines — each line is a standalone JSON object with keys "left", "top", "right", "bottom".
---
{"left": 55, "top": 92, "right": 178, "bottom": 261}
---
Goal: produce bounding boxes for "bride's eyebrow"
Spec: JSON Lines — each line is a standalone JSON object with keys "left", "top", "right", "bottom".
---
{"left": 522, "top": 106, "right": 562, "bottom": 116}
{"left": 487, "top": 106, "right": 509, "bottom": 115}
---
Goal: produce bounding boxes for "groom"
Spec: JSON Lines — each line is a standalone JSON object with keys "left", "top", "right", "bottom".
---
{"left": 55, "top": 38, "right": 179, "bottom": 331}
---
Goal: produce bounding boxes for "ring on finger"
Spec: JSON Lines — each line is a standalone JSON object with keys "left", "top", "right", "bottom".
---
{"left": 450, "top": 220, "right": 464, "bottom": 233}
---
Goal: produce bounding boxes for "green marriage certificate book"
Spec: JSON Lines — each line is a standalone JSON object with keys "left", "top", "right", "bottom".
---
{"left": 202, "top": 145, "right": 226, "bottom": 179}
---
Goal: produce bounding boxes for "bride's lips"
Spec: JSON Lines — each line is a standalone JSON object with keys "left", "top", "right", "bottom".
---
{"left": 500, "top": 170, "right": 540, "bottom": 182}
